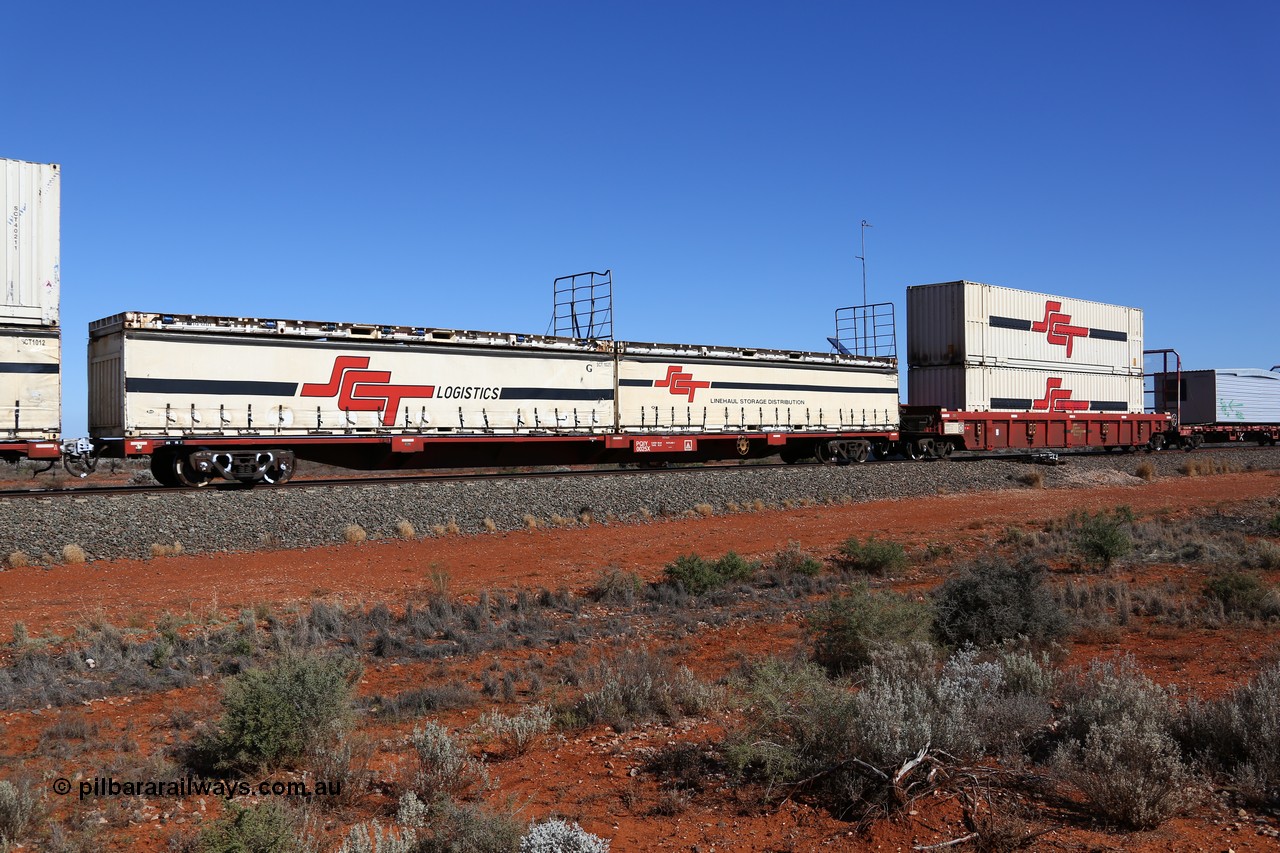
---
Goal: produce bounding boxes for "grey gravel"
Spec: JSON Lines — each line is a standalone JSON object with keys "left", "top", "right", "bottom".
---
{"left": 2, "top": 446, "right": 1279, "bottom": 563}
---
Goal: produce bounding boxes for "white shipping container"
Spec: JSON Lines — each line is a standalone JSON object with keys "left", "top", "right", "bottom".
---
{"left": 89, "top": 313, "right": 614, "bottom": 438}
{"left": 1155, "top": 369, "right": 1280, "bottom": 425}
{"left": 1, "top": 325, "right": 61, "bottom": 438}
{"left": 2, "top": 158, "right": 60, "bottom": 327}
{"left": 908, "top": 364, "right": 1143, "bottom": 413}
{"left": 907, "top": 281, "right": 1142, "bottom": 374}
{"left": 617, "top": 344, "right": 899, "bottom": 432}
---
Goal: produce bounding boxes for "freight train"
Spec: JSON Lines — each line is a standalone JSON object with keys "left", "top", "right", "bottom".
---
{"left": 3, "top": 157, "right": 1274, "bottom": 486}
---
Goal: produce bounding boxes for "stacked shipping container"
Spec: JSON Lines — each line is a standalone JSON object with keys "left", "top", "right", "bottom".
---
{"left": 906, "top": 281, "right": 1144, "bottom": 413}
{"left": 1, "top": 158, "right": 61, "bottom": 443}
{"left": 1155, "top": 368, "right": 1280, "bottom": 425}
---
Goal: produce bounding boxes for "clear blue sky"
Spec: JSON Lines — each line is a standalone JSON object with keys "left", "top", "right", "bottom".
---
{"left": 5, "top": 2, "right": 1276, "bottom": 433}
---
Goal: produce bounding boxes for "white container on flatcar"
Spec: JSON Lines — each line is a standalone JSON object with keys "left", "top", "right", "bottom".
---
{"left": 0, "top": 325, "right": 60, "bottom": 438}
{"left": 1, "top": 159, "right": 60, "bottom": 327}
{"left": 908, "top": 364, "right": 1143, "bottom": 413}
{"left": 906, "top": 281, "right": 1142, "bottom": 375}
{"left": 617, "top": 343, "right": 899, "bottom": 431}
{"left": 89, "top": 313, "right": 617, "bottom": 438}
{"left": 1155, "top": 368, "right": 1280, "bottom": 425}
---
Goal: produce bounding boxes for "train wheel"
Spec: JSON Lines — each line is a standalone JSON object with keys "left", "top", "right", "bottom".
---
{"left": 850, "top": 442, "right": 870, "bottom": 464}
{"left": 814, "top": 441, "right": 836, "bottom": 465}
{"left": 902, "top": 440, "right": 926, "bottom": 461}
{"left": 173, "top": 452, "right": 212, "bottom": 488}
{"left": 934, "top": 441, "right": 953, "bottom": 458}
{"left": 1147, "top": 434, "right": 1166, "bottom": 453}
{"left": 150, "top": 450, "right": 181, "bottom": 488}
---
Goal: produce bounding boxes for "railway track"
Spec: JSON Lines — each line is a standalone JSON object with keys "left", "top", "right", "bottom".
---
{"left": 0, "top": 440, "right": 1263, "bottom": 501}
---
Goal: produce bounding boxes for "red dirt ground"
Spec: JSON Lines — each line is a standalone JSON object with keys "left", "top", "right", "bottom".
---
{"left": 1, "top": 470, "right": 1279, "bottom": 851}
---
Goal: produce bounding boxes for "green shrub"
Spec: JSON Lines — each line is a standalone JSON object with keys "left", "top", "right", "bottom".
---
{"left": 1071, "top": 511, "right": 1133, "bottom": 569}
{"left": 1056, "top": 656, "right": 1178, "bottom": 745}
{"left": 195, "top": 802, "right": 304, "bottom": 853}
{"left": 1204, "top": 571, "right": 1276, "bottom": 618}
{"left": 1268, "top": 513, "right": 1280, "bottom": 534}
{"left": 932, "top": 559, "right": 1068, "bottom": 647}
{"left": 833, "top": 537, "right": 909, "bottom": 576}
{"left": 662, "top": 552, "right": 756, "bottom": 595}
{"left": 766, "top": 542, "right": 824, "bottom": 576}
{"left": 411, "top": 795, "right": 522, "bottom": 853}
{"left": 809, "top": 585, "right": 934, "bottom": 674}
{"left": 590, "top": 568, "right": 643, "bottom": 604}
{"left": 200, "top": 654, "right": 359, "bottom": 770}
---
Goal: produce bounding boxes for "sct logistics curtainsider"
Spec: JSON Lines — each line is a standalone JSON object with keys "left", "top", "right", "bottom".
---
{"left": 88, "top": 312, "right": 900, "bottom": 485}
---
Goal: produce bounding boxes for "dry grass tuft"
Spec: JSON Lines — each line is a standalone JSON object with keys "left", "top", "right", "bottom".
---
{"left": 781, "top": 498, "right": 795, "bottom": 510}
{"left": 150, "top": 541, "right": 184, "bottom": 558}
{"left": 396, "top": 519, "right": 417, "bottom": 539}
{"left": 580, "top": 510, "right": 595, "bottom": 525}
{"left": 431, "top": 523, "right": 447, "bottom": 537}
{"left": 6, "top": 551, "right": 30, "bottom": 569}
{"left": 61, "top": 544, "right": 87, "bottom": 564}
{"left": 639, "top": 507, "right": 653, "bottom": 522}
{"left": 482, "top": 517, "right": 497, "bottom": 533}
{"left": 693, "top": 503, "right": 715, "bottom": 518}
{"left": 445, "top": 519, "right": 461, "bottom": 536}
{"left": 725, "top": 501, "right": 742, "bottom": 513}
{"left": 1019, "top": 470, "right": 1045, "bottom": 488}
{"left": 523, "top": 514, "right": 540, "bottom": 530}
{"left": 751, "top": 499, "right": 766, "bottom": 513}
{"left": 1180, "top": 458, "right": 1240, "bottom": 477}
{"left": 1135, "top": 461, "right": 1155, "bottom": 481}
{"left": 343, "top": 524, "right": 368, "bottom": 545}
{"left": 550, "top": 513, "right": 574, "bottom": 528}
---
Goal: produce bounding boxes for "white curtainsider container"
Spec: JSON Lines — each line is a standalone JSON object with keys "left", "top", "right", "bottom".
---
{"left": 89, "top": 313, "right": 902, "bottom": 439}
{"left": 616, "top": 343, "right": 899, "bottom": 432}
{"left": 2, "top": 158, "right": 60, "bottom": 327}
{"left": 907, "top": 281, "right": 1142, "bottom": 375}
{"left": 1156, "top": 368, "right": 1280, "bottom": 425}
{"left": 89, "top": 313, "right": 615, "bottom": 438}
{"left": 908, "top": 364, "right": 1143, "bottom": 413}
{"left": 1, "top": 325, "right": 61, "bottom": 439}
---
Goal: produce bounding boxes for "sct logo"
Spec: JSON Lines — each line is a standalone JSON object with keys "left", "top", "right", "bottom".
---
{"left": 300, "top": 356, "right": 436, "bottom": 426}
{"left": 1032, "top": 377, "right": 1088, "bottom": 413}
{"left": 654, "top": 365, "right": 710, "bottom": 402}
{"left": 1030, "top": 301, "right": 1089, "bottom": 358}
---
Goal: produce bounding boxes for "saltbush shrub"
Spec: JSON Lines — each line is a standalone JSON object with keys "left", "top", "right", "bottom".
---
{"left": 766, "top": 542, "right": 824, "bottom": 576}
{"left": 520, "top": 819, "right": 610, "bottom": 853}
{"left": 569, "top": 651, "right": 720, "bottom": 732}
{"left": 0, "top": 779, "right": 35, "bottom": 849}
{"left": 1053, "top": 715, "right": 1196, "bottom": 829}
{"left": 832, "top": 537, "right": 909, "bottom": 576}
{"left": 200, "top": 654, "right": 358, "bottom": 770}
{"left": 1180, "top": 662, "right": 1280, "bottom": 806}
{"left": 411, "top": 721, "right": 489, "bottom": 800}
{"left": 932, "top": 558, "right": 1068, "bottom": 647}
{"left": 809, "top": 585, "right": 933, "bottom": 674}
{"left": 1203, "top": 571, "right": 1277, "bottom": 619}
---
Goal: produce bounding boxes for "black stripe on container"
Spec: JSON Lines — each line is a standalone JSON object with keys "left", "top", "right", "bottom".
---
{"left": 1088, "top": 328, "right": 1128, "bottom": 342}
{"left": 619, "top": 378, "right": 650, "bottom": 387}
{"left": 713, "top": 381, "right": 898, "bottom": 394}
{"left": 0, "top": 362, "right": 58, "bottom": 374}
{"left": 989, "top": 316, "right": 1033, "bottom": 331}
{"left": 499, "top": 388, "right": 614, "bottom": 400}
{"left": 990, "top": 397, "right": 1034, "bottom": 409}
{"left": 1090, "top": 401, "right": 1130, "bottom": 412}
{"left": 126, "top": 378, "right": 300, "bottom": 396}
